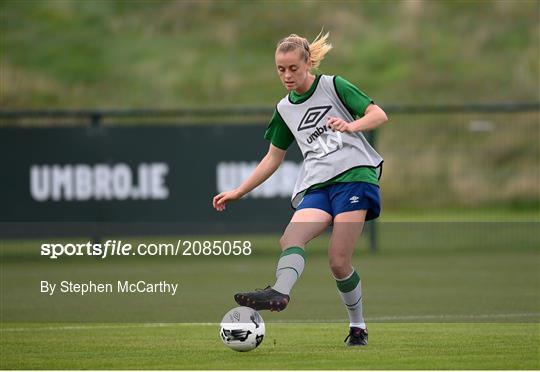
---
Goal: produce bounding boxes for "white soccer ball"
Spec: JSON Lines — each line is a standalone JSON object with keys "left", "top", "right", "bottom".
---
{"left": 219, "top": 306, "right": 265, "bottom": 352}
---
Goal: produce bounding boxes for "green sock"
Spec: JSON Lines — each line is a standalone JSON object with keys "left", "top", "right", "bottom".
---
{"left": 336, "top": 269, "right": 366, "bottom": 329}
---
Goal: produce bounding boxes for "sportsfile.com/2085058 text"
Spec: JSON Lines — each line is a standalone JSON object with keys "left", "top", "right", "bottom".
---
{"left": 40, "top": 240, "right": 253, "bottom": 259}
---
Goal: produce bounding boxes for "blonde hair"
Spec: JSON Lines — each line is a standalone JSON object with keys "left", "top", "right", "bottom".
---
{"left": 276, "top": 31, "right": 333, "bottom": 70}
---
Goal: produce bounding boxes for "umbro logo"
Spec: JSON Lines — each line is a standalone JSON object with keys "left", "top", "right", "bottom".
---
{"left": 298, "top": 106, "right": 332, "bottom": 131}
{"left": 349, "top": 196, "right": 360, "bottom": 204}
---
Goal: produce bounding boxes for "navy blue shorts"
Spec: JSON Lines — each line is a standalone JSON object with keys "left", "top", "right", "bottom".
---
{"left": 296, "top": 182, "right": 381, "bottom": 220}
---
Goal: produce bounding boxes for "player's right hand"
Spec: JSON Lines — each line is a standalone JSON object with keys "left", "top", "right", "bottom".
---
{"left": 212, "top": 190, "right": 241, "bottom": 212}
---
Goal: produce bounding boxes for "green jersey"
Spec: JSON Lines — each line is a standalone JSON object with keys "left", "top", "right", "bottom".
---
{"left": 265, "top": 75, "right": 380, "bottom": 191}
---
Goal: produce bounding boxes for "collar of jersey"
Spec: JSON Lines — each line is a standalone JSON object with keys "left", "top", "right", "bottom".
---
{"left": 288, "top": 74, "right": 322, "bottom": 104}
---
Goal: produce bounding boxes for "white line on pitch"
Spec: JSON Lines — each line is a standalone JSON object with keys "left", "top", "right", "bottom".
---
{"left": 1, "top": 312, "right": 538, "bottom": 332}
{"left": 367, "top": 312, "right": 540, "bottom": 321}
{"left": 271, "top": 312, "right": 540, "bottom": 323}
{"left": 0, "top": 323, "right": 189, "bottom": 332}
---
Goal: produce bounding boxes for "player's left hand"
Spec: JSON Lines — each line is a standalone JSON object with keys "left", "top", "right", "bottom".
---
{"left": 327, "top": 117, "right": 352, "bottom": 133}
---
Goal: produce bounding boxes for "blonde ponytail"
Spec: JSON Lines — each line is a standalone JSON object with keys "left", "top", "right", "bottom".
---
{"left": 308, "top": 31, "right": 332, "bottom": 70}
{"left": 276, "top": 31, "right": 333, "bottom": 70}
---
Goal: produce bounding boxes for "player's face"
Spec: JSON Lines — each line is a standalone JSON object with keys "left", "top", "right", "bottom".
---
{"left": 275, "top": 49, "right": 311, "bottom": 93}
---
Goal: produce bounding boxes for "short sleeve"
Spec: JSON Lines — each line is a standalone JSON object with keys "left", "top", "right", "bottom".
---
{"left": 264, "top": 109, "right": 295, "bottom": 150}
{"left": 334, "top": 76, "right": 374, "bottom": 118}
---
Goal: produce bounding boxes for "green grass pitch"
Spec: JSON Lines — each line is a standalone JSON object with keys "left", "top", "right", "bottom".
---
{"left": 1, "top": 323, "right": 538, "bottom": 369}
{"left": 1, "top": 222, "right": 539, "bottom": 369}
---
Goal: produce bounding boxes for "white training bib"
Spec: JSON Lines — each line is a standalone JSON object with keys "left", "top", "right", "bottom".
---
{"left": 276, "top": 75, "right": 383, "bottom": 207}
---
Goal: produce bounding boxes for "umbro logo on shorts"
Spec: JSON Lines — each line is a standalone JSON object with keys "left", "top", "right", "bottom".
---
{"left": 349, "top": 196, "right": 360, "bottom": 204}
{"left": 297, "top": 106, "right": 332, "bottom": 131}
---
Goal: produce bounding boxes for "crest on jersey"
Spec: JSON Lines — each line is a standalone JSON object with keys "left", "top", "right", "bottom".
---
{"left": 297, "top": 105, "right": 332, "bottom": 131}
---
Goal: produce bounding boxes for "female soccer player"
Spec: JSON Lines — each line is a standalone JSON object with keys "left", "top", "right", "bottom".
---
{"left": 212, "top": 32, "right": 388, "bottom": 346}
